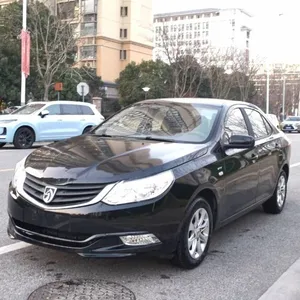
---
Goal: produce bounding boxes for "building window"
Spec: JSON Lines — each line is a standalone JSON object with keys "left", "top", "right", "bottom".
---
{"left": 120, "top": 28, "right": 127, "bottom": 38}
{"left": 120, "top": 50, "right": 127, "bottom": 60}
{"left": 80, "top": 45, "right": 96, "bottom": 60}
{"left": 120, "top": 6, "right": 128, "bottom": 17}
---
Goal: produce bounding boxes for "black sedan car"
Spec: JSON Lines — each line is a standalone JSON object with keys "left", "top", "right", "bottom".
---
{"left": 7, "top": 98, "right": 291, "bottom": 269}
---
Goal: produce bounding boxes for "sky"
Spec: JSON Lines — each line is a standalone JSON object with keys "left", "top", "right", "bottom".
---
{"left": 152, "top": 0, "right": 300, "bottom": 64}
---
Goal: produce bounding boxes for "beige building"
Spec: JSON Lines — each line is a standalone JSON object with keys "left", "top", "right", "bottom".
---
{"left": 57, "top": 0, "right": 154, "bottom": 84}
{"left": 0, "top": 0, "right": 153, "bottom": 86}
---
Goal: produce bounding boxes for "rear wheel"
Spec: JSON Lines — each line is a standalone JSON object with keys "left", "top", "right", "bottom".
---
{"left": 13, "top": 127, "right": 35, "bottom": 149}
{"left": 263, "top": 171, "right": 287, "bottom": 214}
{"left": 172, "top": 198, "right": 213, "bottom": 269}
{"left": 0, "top": 143, "right": 6, "bottom": 148}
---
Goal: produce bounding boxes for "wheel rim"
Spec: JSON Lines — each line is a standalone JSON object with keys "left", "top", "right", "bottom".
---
{"left": 277, "top": 175, "right": 286, "bottom": 208}
{"left": 187, "top": 208, "right": 210, "bottom": 260}
{"left": 17, "top": 129, "right": 33, "bottom": 147}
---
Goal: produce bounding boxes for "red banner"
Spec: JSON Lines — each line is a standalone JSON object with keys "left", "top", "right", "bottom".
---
{"left": 21, "top": 30, "right": 30, "bottom": 77}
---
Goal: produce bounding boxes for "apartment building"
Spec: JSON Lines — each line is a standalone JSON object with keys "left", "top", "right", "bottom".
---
{"left": 153, "top": 8, "right": 252, "bottom": 62}
{"left": 56, "top": 0, "right": 153, "bottom": 85}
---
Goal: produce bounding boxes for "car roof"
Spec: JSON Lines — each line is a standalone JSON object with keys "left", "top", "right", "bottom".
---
{"left": 27, "top": 101, "right": 93, "bottom": 106}
{"left": 142, "top": 98, "right": 258, "bottom": 109}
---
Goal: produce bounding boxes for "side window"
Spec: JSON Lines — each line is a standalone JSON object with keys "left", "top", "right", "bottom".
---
{"left": 46, "top": 104, "right": 61, "bottom": 115}
{"left": 263, "top": 118, "right": 273, "bottom": 135}
{"left": 61, "top": 104, "right": 80, "bottom": 115}
{"left": 80, "top": 105, "right": 94, "bottom": 115}
{"left": 225, "top": 108, "right": 249, "bottom": 137}
{"left": 245, "top": 109, "right": 269, "bottom": 139}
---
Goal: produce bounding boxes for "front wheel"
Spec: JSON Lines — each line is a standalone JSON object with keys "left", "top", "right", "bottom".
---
{"left": 172, "top": 198, "right": 213, "bottom": 269}
{"left": 263, "top": 171, "right": 287, "bottom": 214}
{"left": 13, "top": 127, "right": 35, "bottom": 149}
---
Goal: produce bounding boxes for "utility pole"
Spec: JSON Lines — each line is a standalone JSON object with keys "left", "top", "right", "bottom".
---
{"left": 20, "top": 0, "right": 28, "bottom": 106}
{"left": 282, "top": 77, "right": 286, "bottom": 119}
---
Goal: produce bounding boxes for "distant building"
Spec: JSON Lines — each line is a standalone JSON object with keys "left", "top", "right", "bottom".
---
{"left": 0, "top": 0, "right": 153, "bottom": 87}
{"left": 153, "top": 8, "right": 252, "bottom": 62}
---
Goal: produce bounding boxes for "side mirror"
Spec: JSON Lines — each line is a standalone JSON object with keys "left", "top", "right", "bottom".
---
{"left": 40, "top": 109, "right": 49, "bottom": 118}
{"left": 224, "top": 134, "right": 255, "bottom": 149}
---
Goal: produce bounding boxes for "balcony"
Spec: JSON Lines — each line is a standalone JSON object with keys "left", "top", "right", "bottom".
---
{"left": 80, "top": 45, "right": 97, "bottom": 60}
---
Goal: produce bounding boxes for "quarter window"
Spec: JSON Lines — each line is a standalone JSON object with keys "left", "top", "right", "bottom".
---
{"left": 80, "top": 105, "right": 94, "bottom": 115}
{"left": 245, "top": 109, "right": 269, "bottom": 139}
{"left": 225, "top": 108, "right": 249, "bottom": 136}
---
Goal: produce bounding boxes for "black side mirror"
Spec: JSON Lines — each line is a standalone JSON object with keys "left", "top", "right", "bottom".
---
{"left": 224, "top": 134, "right": 255, "bottom": 149}
{"left": 39, "top": 109, "right": 49, "bottom": 118}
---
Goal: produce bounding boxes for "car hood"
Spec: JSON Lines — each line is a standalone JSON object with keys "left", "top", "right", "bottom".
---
{"left": 25, "top": 135, "right": 208, "bottom": 184}
{"left": 283, "top": 120, "right": 300, "bottom": 124}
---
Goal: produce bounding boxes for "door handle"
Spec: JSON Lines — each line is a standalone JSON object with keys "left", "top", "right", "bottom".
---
{"left": 57, "top": 119, "right": 63, "bottom": 121}
{"left": 80, "top": 119, "right": 86, "bottom": 122}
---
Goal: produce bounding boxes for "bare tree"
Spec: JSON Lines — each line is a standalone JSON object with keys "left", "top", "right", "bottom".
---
{"left": 155, "top": 24, "right": 205, "bottom": 98}
{"left": 30, "top": 1, "right": 77, "bottom": 101}
{"left": 203, "top": 47, "right": 237, "bottom": 99}
{"left": 232, "top": 50, "right": 262, "bottom": 101}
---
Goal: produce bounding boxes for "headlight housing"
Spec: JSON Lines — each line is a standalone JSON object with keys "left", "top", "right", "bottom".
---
{"left": 101, "top": 170, "right": 175, "bottom": 205}
{"left": 11, "top": 157, "right": 27, "bottom": 189}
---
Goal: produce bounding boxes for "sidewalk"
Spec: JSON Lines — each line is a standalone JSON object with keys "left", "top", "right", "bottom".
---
{"left": 258, "top": 257, "right": 300, "bottom": 300}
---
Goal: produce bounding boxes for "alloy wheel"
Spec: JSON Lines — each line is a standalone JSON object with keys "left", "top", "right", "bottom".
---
{"left": 277, "top": 174, "right": 286, "bottom": 208}
{"left": 187, "top": 208, "right": 210, "bottom": 260}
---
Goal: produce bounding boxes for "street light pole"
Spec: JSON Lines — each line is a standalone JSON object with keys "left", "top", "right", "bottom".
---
{"left": 266, "top": 63, "right": 270, "bottom": 114}
{"left": 282, "top": 76, "right": 286, "bottom": 120}
{"left": 20, "top": 0, "right": 27, "bottom": 106}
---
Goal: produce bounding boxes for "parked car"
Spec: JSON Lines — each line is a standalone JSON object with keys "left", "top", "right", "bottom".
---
{"left": 281, "top": 116, "right": 300, "bottom": 133}
{"left": 0, "top": 101, "right": 104, "bottom": 149}
{"left": 7, "top": 98, "right": 291, "bottom": 269}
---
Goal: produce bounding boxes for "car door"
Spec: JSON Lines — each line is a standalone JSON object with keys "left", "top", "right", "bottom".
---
{"left": 60, "top": 104, "right": 83, "bottom": 138}
{"left": 38, "top": 104, "right": 64, "bottom": 140}
{"left": 220, "top": 107, "right": 260, "bottom": 221}
{"left": 244, "top": 108, "right": 281, "bottom": 202}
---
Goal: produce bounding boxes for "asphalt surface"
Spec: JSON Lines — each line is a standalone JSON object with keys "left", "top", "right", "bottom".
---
{"left": 0, "top": 136, "right": 300, "bottom": 300}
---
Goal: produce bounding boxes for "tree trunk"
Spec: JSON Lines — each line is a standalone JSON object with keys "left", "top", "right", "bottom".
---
{"left": 43, "top": 83, "right": 50, "bottom": 101}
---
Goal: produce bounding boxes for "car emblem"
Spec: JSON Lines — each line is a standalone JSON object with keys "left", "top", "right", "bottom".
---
{"left": 43, "top": 186, "right": 57, "bottom": 204}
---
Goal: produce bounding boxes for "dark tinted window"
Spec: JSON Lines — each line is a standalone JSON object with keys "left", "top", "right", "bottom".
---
{"left": 61, "top": 104, "right": 80, "bottom": 115}
{"left": 94, "top": 102, "right": 220, "bottom": 143}
{"left": 245, "top": 109, "right": 269, "bottom": 139}
{"left": 47, "top": 104, "right": 61, "bottom": 115}
{"left": 225, "top": 108, "right": 249, "bottom": 136}
{"left": 80, "top": 105, "right": 94, "bottom": 115}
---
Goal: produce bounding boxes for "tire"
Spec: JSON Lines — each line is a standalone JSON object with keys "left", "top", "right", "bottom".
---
{"left": 172, "top": 198, "right": 213, "bottom": 269}
{"left": 263, "top": 171, "right": 287, "bottom": 214}
{"left": 0, "top": 143, "right": 6, "bottom": 148}
{"left": 13, "top": 127, "right": 35, "bottom": 149}
{"left": 82, "top": 126, "right": 92, "bottom": 134}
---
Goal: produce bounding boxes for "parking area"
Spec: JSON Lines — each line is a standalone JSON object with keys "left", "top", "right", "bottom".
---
{"left": 1, "top": 135, "right": 300, "bottom": 300}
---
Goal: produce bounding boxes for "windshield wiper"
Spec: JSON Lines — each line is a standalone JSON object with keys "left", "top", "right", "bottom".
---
{"left": 142, "top": 136, "right": 175, "bottom": 143}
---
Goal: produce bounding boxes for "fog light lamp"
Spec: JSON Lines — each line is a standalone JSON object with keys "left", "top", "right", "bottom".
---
{"left": 120, "top": 234, "right": 160, "bottom": 246}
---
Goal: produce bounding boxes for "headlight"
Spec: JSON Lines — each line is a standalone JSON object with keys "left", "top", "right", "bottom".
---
{"left": 11, "top": 157, "right": 27, "bottom": 189}
{"left": 101, "top": 170, "right": 175, "bottom": 205}
{"left": 0, "top": 119, "right": 17, "bottom": 124}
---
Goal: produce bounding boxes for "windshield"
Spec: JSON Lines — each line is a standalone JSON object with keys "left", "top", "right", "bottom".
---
{"left": 11, "top": 104, "right": 45, "bottom": 115}
{"left": 285, "top": 116, "right": 300, "bottom": 122}
{"left": 94, "top": 102, "right": 220, "bottom": 143}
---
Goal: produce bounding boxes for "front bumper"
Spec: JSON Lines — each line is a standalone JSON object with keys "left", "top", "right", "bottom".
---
{"left": 282, "top": 124, "right": 298, "bottom": 131}
{"left": 7, "top": 187, "right": 181, "bottom": 257}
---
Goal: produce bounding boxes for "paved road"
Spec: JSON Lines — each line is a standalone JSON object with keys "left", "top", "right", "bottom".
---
{"left": 0, "top": 135, "right": 300, "bottom": 300}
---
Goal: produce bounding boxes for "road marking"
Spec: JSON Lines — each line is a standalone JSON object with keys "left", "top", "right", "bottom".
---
{"left": 0, "top": 168, "right": 14, "bottom": 173}
{"left": 291, "top": 162, "right": 300, "bottom": 168}
{"left": 0, "top": 242, "right": 30, "bottom": 256}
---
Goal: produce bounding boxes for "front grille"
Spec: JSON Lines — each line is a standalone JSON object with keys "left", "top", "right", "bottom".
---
{"left": 23, "top": 173, "right": 105, "bottom": 206}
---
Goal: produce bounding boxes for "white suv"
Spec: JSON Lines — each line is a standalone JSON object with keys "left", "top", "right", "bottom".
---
{"left": 0, "top": 101, "right": 105, "bottom": 149}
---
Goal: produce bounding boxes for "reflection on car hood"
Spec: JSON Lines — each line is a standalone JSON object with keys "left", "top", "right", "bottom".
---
{"left": 25, "top": 135, "right": 208, "bottom": 184}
